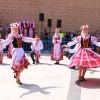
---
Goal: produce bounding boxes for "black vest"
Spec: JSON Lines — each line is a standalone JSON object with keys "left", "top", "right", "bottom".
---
{"left": 81, "top": 35, "right": 91, "bottom": 48}
{"left": 12, "top": 37, "right": 22, "bottom": 48}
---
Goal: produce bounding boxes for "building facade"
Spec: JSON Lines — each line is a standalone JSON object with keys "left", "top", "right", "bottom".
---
{"left": 0, "top": 0, "right": 100, "bottom": 34}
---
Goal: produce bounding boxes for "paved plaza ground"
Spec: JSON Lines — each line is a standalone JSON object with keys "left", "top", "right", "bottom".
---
{"left": 0, "top": 53, "right": 100, "bottom": 100}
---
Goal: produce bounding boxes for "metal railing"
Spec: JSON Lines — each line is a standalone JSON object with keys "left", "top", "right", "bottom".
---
{"left": 4, "top": 40, "right": 97, "bottom": 53}
{"left": 3, "top": 40, "right": 72, "bottom": 53}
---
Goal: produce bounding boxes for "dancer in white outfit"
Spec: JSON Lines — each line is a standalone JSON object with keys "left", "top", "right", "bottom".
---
{"left": 51, "top": 28, "right": 63, "bottom": 64}
{"left": 2, "top": 23, "right": 34, "bottom": 85}
{"left": 0, "top": 33, "right": 6, "bottom": 63}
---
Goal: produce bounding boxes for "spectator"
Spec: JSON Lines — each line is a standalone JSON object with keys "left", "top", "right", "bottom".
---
{"left": 70, "top": 32, "right": 74, "bottom": 40}
{"left": 44, "top": 30, "right": 49, "bottom": 50}
{"left": 59, "top": 29, "right": 64, "bottom": 38}
{"left": 65, "top": 32, "right": 70, "bottom": 40}
{"left": 64, "top": 32, "right": 71, "bottom": 44}
{"left": 0, "top": 23, "right": 2, "bottom": 33}
{"left": 76, "top": 31, "right": 81, "bottom": 36}
{"left": 91, "top": 30, "right": 98, "bottom": 52}
{"left": 44, "top": 30, "right": 48, "bottom": 40}
{"left": 96, "top": 33, "right": 100, "bottom": 54}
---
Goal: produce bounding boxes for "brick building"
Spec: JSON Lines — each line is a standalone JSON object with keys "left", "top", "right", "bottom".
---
{"left": 0, "top": 0, "right": 100, "bottom": 35}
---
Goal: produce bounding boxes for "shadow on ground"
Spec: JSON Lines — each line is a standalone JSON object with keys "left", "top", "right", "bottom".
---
{"left": 0, "top": 63, "right": 10, "bottom": 66}
{"left": 75, "top": 78, "right": 100, "bottom": 89}
{"left": 30, "top": 62, "right": 69, "bottom": 67}
{"left": 19, "top": 83, "right": 59, "bottom": 97}
{"left": 88, "top": 69, "right": 100, "bottom": 74}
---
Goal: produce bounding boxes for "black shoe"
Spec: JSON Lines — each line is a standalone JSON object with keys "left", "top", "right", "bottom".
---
{"left": 57, "top": 62, "right": 59, "bottom": 64}
{"left": 54, "top": 62, "right": 59, "bottom": 64}
{"left": 14, "top": 75, "right": 16, "bottom": 79}
{"left": 54, "top": 62, "right": 57, "bottom": 64}
{"left": 16, "top": 80, "right": 22, "bottom": 85}
{"left": 82, "top": 77, "right": 87, "bottom": 81}
{"left": 33, "top": 62, "right": 35, "bottom": 64}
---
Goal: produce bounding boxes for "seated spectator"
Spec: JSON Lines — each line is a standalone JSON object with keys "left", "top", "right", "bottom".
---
{"left": 59, "top": 29, "right": 64, "bottom": 38}
{"left": 0, "top": 23, "right": 2, "bottom": 33}
{"left": 72, "top": 31, "right": 81, "bottom": 41}
{"left": 44, "top": 30, "right": 48, "bottom": 40}
{"left": 70, "top": 32, "right": 75, "bottom": 40}
{"left": 65, "top": 32, "right": 71, "bottom": 40}
{"left": 73, "top": 32, "right": 77, "bottom": 38}
{"left": 96, "top": 33, "right": 100, "bottom": 54}
{"left": 76, "top": 30, "right": 81, "bottom": 36}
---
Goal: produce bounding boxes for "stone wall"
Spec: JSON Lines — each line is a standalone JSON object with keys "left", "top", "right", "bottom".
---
{"left": 0, "top": 0, "right": 100, "bottom": 34}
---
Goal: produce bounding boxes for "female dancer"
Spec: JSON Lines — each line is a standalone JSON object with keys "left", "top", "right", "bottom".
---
{"left": 2, "top": 23, "right": 34, "bottom": 85}
{"left": 51, "top": 28, "right": 63, "bottom": 64}
{"left": 62, "top": 25, "right": 100, "bottom": 82}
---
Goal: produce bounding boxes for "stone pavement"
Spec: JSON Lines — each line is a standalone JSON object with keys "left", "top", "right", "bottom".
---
{"left": 0, "top": 53, "right": 100, "bottom": 100}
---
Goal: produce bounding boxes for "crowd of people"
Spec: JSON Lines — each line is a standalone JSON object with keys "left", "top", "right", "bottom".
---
{"left": 5, "top": 17, "right": 35, "bottom": 38}
{"left": 42, "top": 28, "right": 100, "bottom": 54}
{"left": 0, "top": 20, "right": 100, "bottom": 85}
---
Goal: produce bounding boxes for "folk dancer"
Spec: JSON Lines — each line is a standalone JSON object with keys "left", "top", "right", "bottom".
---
{"left": 0, "top": 33, "right": 6, "bottom": 63}
{"left": 23, "top": 18, "right": 28, "bottom": 37}
{"left": 19, "top": 17, "right": 24, "bottom": 35}
{"left": 62, "top": 25, "right": 100, "bottom": 82}
{"left": 51, "top": 28, "right": 63, "bottom": 64}
{"left": 29, "top": 19, "right": 35, "bottom": 38}
{"left": 2, "top": 23, "right": 35, "bottom": 85}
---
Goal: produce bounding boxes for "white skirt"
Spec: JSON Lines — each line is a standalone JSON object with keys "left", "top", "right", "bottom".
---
{"left": 11, "top": 48, "right": 30, "bottom": 75}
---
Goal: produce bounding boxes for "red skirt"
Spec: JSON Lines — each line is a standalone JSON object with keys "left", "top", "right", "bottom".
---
{"left": 69, "top": 48, "right": 100, "bottom": 68}
{"left": 11, "top": 54, "right": 30, "bottom": 75}
{"left": 51, "top": 47, "right": 63, "bottom": 61}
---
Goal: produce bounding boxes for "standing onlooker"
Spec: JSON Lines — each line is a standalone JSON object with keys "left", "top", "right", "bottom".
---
{"left": 6, "top": 24, "right": 11, "bottom": 36}
{"left": 65, "top": 32, "right": 71, "bottom": 41}
{"left": 44, "top": 30, "right": 48, "bottom": 50}
{"left": 59, "top": 30, "right": 65, "bottom": 45}
{"left": 44, "top": 30, "right": 48, "bottom": 40}
{"left": 59, "top": 29, "right": 64, "bottom": 38}
{"left": 64, "top": 32, "right": 71, "bottom": 44}
{"left": 76, "top": 30, "right": 81, "bottom": 36}
{"left": 70, "top": 33, "right": 74, "bottom": 40}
